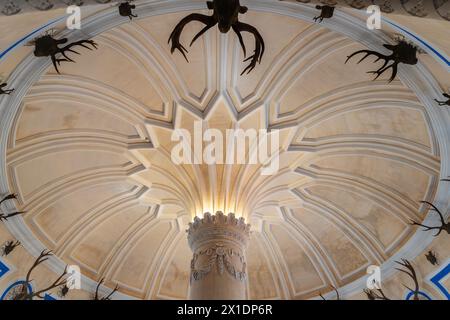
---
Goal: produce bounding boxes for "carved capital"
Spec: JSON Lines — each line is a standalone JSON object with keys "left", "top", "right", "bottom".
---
{"left": 187, "top": 211, "right": 251, "bottom": 252}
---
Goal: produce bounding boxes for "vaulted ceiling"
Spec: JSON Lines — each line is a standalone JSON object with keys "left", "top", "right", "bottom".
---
{"left": 0, "top": 1, "right": 449, "bottom": 299}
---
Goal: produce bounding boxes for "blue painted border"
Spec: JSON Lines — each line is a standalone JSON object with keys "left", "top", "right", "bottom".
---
{"left": 383, "top": 19, "right": 450, "bottom": 67}
{"left": 0, "top": 279, "right": 58, "bottom": 300}
{"left": 44, "top": 293, "right": 56, "bottom": 300}
{"left": 0, "top": 15, "right": 66, "bottom": 61}
{"left": 0, "top": 259, "right": 9, "bottom": 279}
{"left": 430, "top": 262, "right": 450, "bottom": 300}
{"left": 405, "top": 290, "right": 433, "bottom": 300}
{"left": 0, "top": 280, "right": 32, "bottom": 300}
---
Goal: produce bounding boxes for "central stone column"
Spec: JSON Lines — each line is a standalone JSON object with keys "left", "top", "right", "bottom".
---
{"left": 187, "top": 211, "right": 250, "bottom": 300}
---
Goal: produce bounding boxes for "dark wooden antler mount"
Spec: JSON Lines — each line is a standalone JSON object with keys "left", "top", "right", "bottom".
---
{"left": 93, "top": 278, "right": 119, "bottom": 300}
{"left": 425, "top": 250, "right": 439, "bottom": 266}
{"left": 0, "top": 83, "right": 14, "bottom": 95}
{"left": 168, "top": 0, "right": 265, "bottom": 75}
{"left": 313, "top": 5, "right": 335, "bottom": 23}
{"left": 363, "top": 288, "right": 391, "bottom": 300}
{"left": 345, "top": 41, "right": 418, "bottom": 82}
{"left": 33, "top": 35, "right": 98, "bottom": 74}
{"left": 395, "top": 259, "right": 420, "bottom": 300}
{"left": 12, "top": 249, "right": 67, "bottom": 300}
{"left": 435, "top": 93, "right": 450, "bottom": 106}
{"left": 119, "top": 1, "right": 137, "bottom": 20}
{"left": 410, "top": 201, "right": 449, "bottom": 237}
{"left": 319, "top": 285, "right": 340, "bottom": 300}
{"left": 1, "top": 240, "right": 20, "bottom": 257}
{"left": 0, "top": 193, "right": 24, "bottom": 222}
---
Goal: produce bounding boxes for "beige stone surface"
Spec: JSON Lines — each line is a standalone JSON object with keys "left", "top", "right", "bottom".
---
{"left": 0, "top": 4, "right": 448, "bottom": 300}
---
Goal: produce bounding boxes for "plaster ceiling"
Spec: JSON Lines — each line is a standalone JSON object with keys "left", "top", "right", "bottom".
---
{"left": 1, "top": 2, "right": 449, "bottom": 300}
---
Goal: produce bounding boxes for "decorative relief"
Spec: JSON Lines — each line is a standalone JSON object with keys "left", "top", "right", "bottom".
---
{"left": 187, "top": 212, "right": 251, "bottom": 250}
{"left": 188, "top": 212, "right": 251, "bottom": 234}
{"left": 345, "top": 0, "right": 370, "bottom": 10}
{"left": 187, "top": 212, "right": 250, "bottom": 283}
{"left": 401, "top": 0, "right": 428, "bottom": 18}
{"left": 0, "top": 281, "right": 31, "bottom": 300}
{"left": 60, "top": 0, "right": 84, "bottom": 6}
{"left": 27, "top": 0, "right": 54, "bottom": 11}
{"left": 391, "top": 33, "right": 427, "bottom": 54}
{"left": 1, "top": 1, "right": 20, "bottom": 16}
{"left": 0, "top": 0, "right": 109, "bottom": 15}
{"left": 190, "top": 243, "right": 247, "bottom": 283}
{"left": 0, "top": 0, "right": 449, "bottom": 20}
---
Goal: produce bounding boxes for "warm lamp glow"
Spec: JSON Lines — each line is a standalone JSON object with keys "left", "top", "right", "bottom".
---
{"left": 194, "top": 207, "right": 243, "bottom": 219}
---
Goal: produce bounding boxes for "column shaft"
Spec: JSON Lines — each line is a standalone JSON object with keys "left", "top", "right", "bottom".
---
{"left": 187, "top": 212, "right": 250, "bottom": 300}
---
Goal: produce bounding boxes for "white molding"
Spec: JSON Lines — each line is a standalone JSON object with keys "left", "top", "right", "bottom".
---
{"left": 0, "top": 0, "right": 448, "bottom": 299}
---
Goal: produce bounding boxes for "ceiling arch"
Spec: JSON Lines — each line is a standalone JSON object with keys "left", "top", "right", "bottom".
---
{"left": 0, "top": 1, "right": 449, "bottom": 299}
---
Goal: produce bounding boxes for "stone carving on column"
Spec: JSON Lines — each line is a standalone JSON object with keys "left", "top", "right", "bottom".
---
{"left": 190, "top": 243, "right": 247, "bottom": 282}
{"left": 187, "top": 211, "right": 251, "bottom": 300}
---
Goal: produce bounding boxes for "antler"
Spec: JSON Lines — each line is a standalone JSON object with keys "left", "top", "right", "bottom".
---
{"left": 1, "top": 240, "right": 20, "bottom": 256}
{"left": 52, "top": 40, "right": 98, "bottom": 74}
{"left": 32, "top": 266, "right": 68, "bottom": 299}
{"left": 59, "top": 39, "right": 98, "bottom": 55}
{"left": 94, "top": 278, "right": 119, "bottom": 300}
{"left": 11, "top": 249, "right": 63, "bottom": 300}
{"left": 364, "top": 288, "right": 390, "bottom": 300}
{"left": 168, "top": 14, "right": 216, "bottom": 62}
{"left": 410, "top": 201, "right": 448, "bottom": 236}
{"left": 313, "top": 15, "right": 323, "bottom": 23}
{"left": 234, "top": 22, "right": 265, "bottom": 75}
{"left": 334, "top": 286, "right": 340, "bottom": 300}
{"left": 25, "top": 250, "right": 53, "bottom": 285}
{"left": 319, "top": 285, "right": 340, "bottom": 300}
{"left": 395, "top": 259, "right": 420, "bottom": 300}
{"left": 232, "top": 25, "right": 247, "bottom": 58}
{"left": 345, "top": 48, "right": 396, "bottom": 82}
{"left": 0, "top": 84, "right": 14, "bottom": 94}
{"left": 93, "top": 278, "right": 103, "bottom": 300}
{"left": 50, "top": 56, "right": 69, "bottom": 74}
{"left": 421, "top": 201, "right": 446, "bottom": 226}
{"left": 0, "top": 193, "right": 24, "bottom": 221}
{"left": 0, "top": 211, "right": 24, "bottom": 221}
{"left": 102, "top": 284, "right": 119, "bottom": 300}
{"left": 4, "top": 240, "right": 21, "bottom": 248}
{"left": 0, "top": 193, "right": 17, "bottom": 205}
{"left": 435, "top": 93, "right": 450, "bottom": 104}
